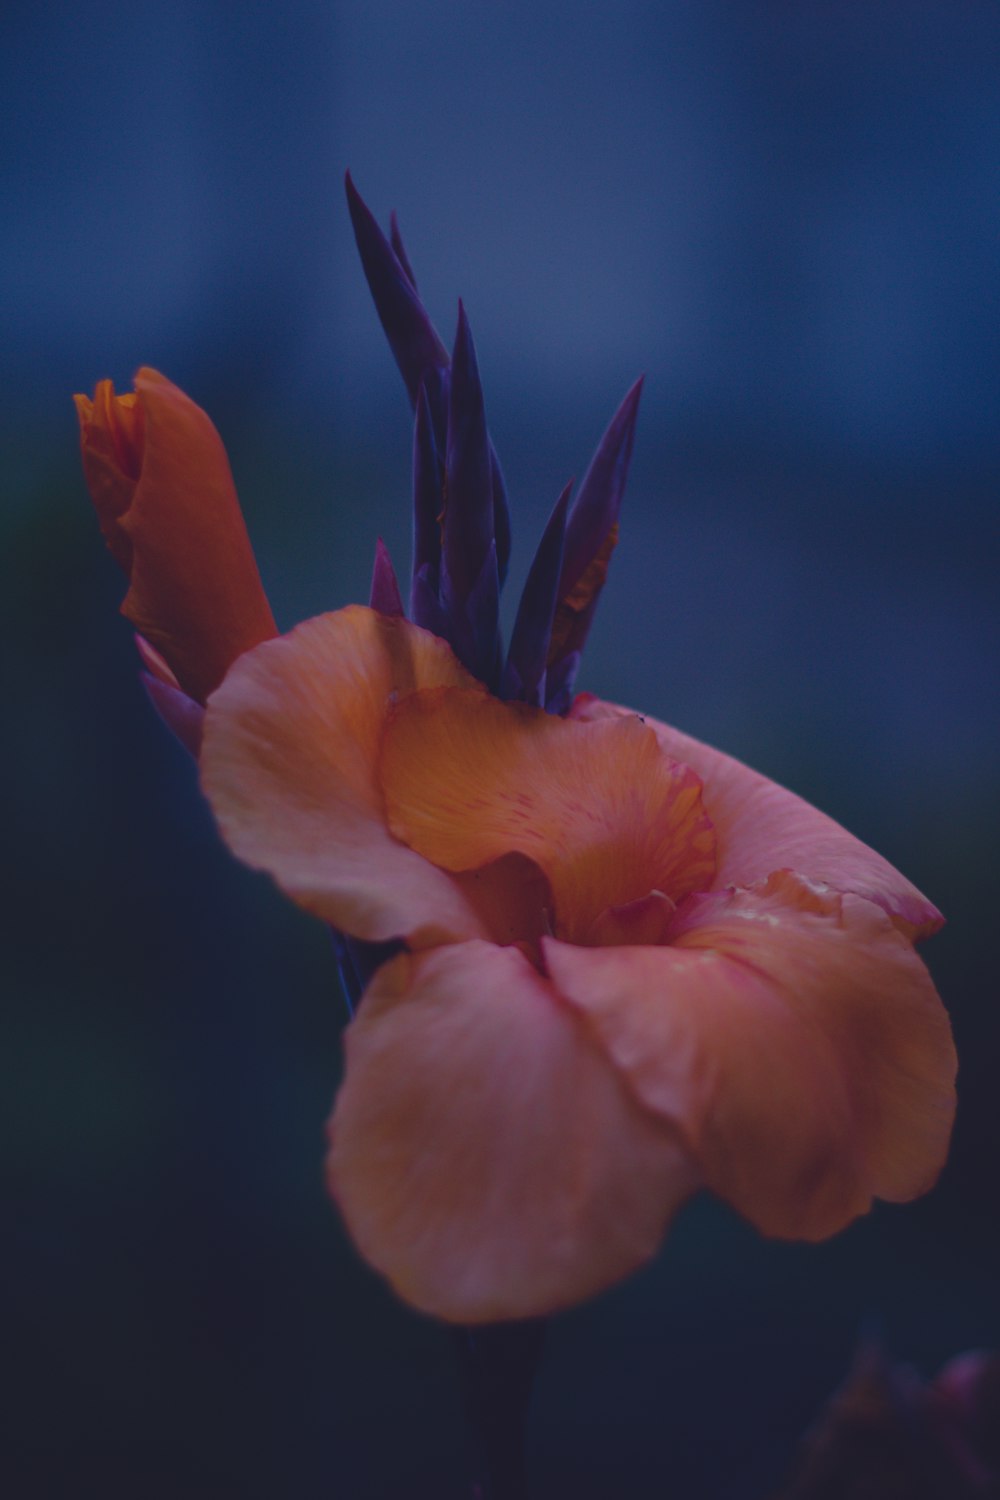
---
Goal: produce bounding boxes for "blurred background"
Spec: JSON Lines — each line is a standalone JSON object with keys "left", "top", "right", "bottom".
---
{"left": 3, "top": 2, "right": 998, "bottom": 1496}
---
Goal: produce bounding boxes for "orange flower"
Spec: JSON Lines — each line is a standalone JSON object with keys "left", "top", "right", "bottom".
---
{"left": 79, "top": 181, "right": 955, "bottom": 1330}
{"left": 199, "top": 605, "right": 956, "bottom": 1324}
{"left": 75, "top": 368, "right": 276, "bottom": 711}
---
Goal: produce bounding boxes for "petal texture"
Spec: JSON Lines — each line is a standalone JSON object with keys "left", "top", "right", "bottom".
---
{"left": 328, "top": 941, "right": 697, "bottom": 1322}
{"left": 571, "top": 695, "right": 942, "bottom": 939}
{"left": 546, "top": 871, "right": 956, "bottom": 1242}
{"left": 381, "top": 689, "right": 716, "bottom": 943}
{"left": 76, "top": 368, "right": 277, "bottom": 702}
{"left": 201, "top": 607, "right": 525, "bottom": 946}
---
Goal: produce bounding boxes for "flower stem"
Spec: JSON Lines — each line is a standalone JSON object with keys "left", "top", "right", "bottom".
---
{"left": 455, "top": 1319, "right": 546, "bottom": 1500}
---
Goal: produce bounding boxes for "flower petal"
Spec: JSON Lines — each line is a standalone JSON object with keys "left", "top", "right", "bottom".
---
{"left": 571, "top": 695, "right": 942, "bottom": 939}
{"left": 76, "top": 368, "right": 277, "bottom": 703}
{"left": 381, "top": 689, "right": 717, "bottom": 943}
{"left": 545, "top": 871, "right": 956, "bottom": 1242}
{"left": 327, "top": 940, "right": 697, "bottom": 1322}
{"left": 201, "top": 607, "right": 518, "bottom": 946}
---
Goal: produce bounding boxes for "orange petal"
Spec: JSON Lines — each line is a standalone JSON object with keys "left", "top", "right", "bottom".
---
{"left": 571, "top": 695, "right": 942, "bottom": 940}
{"left": 327, "top": 940, "right": 697, "bottom": 1322}
{"left": 201, "top": 607, "right": 528, "bottom": 946}
{"left": 381, "top": 689, "right": 716, "bottom": 943}
{"left": 76, "top": 368, "right": 276, "bottom": 703}
{"left": 546, "top": 871, "right": 955, "bottom": 1241}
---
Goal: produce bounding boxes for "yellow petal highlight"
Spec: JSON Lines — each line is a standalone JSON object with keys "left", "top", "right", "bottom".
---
{"left": 571, "top": 695, "right": 943, "bottom": 940}
{"left": 328, "top": 941, "right": 697, "bottom": 1322}
{"left": 546, "top": 871, "right": 956, "bottom": 1242}
{"left": 381, "top": 689, "right": 716, "bottom": 943}
{"left": 201, "top": 607, "right": 529, "bottom": 947}
{"left": 76, "top": 368, "right": 276, "bottom": 703}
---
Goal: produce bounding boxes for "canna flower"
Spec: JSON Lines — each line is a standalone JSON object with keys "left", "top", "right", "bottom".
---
{"left": 78, "top": 177, "right": 956, "bottom": 1327}
{"left": 200, "top": 608, "right": 954, "bottom": 1323}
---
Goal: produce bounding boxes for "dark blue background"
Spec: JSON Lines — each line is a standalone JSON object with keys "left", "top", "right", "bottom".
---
{"left": 3, "top": 3, "right": 998, "bottom": 1496}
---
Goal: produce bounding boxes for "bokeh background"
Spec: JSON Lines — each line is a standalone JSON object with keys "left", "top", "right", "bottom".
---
{"left": 4, "top": 3, "right": 999, "bottom": 1496}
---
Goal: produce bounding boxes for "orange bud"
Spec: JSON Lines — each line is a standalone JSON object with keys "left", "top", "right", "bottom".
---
{"left": 76, "top": 369, "right": 276, "bottom": 703}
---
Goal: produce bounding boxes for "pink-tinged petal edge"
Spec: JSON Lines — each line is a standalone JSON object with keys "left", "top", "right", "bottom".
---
{"left": 327, "top": 940, "right": 699, "bottom": 1322}
{"left": 571, "top": 695, "right": 942, "bottom": 940}
{"left": 545, "top": 870, "right": 956, "bottom": 1243}
{"left": 200, "top": 607, "right": 536, "bottom": 949}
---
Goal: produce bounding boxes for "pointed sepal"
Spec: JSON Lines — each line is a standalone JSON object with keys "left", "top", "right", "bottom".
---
{"left": 503, "top": 480, "right": 571, "bottom": 706}
{"left": 561, "top": 376, "right": 643, "bottom": 591}
{"left": 442, "top": 302, "right": 495, "bottom": 609}
{"left": 141, "top": 672, "right": 205, "bottom": 757}
{"left": 545, "top": 377, "right": 643, "bottom": 710}
{"left": 411, "top": 376, "right": 445, "bottom": 604}
{"left": 389, "top": 210, "right": 418, "bottom": 292}
{"left": 490, "top": 450, "right": 512, "bottom": 590}
{"left": 411, "top": 562, "right": 452, "bottom": 640}
{"left": 345, "top": 172, "right": 449, "bottom": 405}
{"left": 347, "top": 174, "right": 511, "bottom": 609}
{"left": 369, "top": 537, "right": 405, "bottom": 618}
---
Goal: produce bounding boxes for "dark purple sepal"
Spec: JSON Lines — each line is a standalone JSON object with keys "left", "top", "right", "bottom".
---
{"left": 560, "top": 375, "right": 643, "bottom": 594}
{"left": 503, "top": 480, "right": 572, "bottom": 706}
{"left": 369, "top": 537, "right": 405, "bottom": 618}
{"left": 345, "top": 172, "right": 449, "bottom": 405}
{"left": 490, "top": 449, "right": 512, "bottom": 590}
{"left": 389, "top": 209, "right": 417, "bottom": 291}
{"left": 543, "top": 377, "right": 643, "bottom": 707}
{"left": 544, "top": 650, "right": 582, "bottom": 717}
{"left": 440, "top": 537, "right": 502, "bottom": 689}
{"left": 411, "top": 561, "right": 452, "bottom": 641}
{"left": 467, "top": 538, "right": 503, "bottom": 691}
{"left": 141, "top": 671, "right": 204, "bottom": 757}
{"left": 347, "top": 176, "right": 510, "bottom": 594}
{"left": 412, "top": 378, "right": 445, "bottom": 598}
{"left": 442, "top": 302, "right": 495, "bottom": 608}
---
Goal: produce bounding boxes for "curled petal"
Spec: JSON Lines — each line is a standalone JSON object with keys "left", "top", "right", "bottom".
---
{"left": 75, "top": 368, "right": 276, "bottom": 703}
{"left": 381, "top": 688, "right": 716, "bottom": 943}
{"left": 546, "top": 871, "right": 956, "bottom": 1241}
{"left": 571, "top": 696, "right": 943, "bottom": 939}
{"left": 201, "top": 607, "right": 517, "bottom": 947}
{"left": 327, "top": 941, "right": 697, "bottom": 1322}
